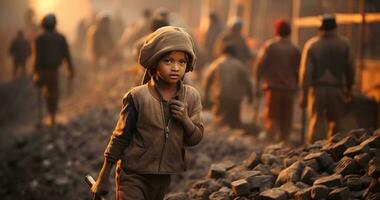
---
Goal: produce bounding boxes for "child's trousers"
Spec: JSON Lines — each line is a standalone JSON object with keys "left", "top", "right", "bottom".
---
{"left": 116, "top": 167, "right": 171, "bottom": 200}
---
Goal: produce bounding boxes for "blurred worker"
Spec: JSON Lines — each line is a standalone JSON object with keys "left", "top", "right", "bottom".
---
{"left": 118, "top": 8, "right": 152, "bottom": 50}
{"left": 299, "top": 15, "right": 355, "bottom": 143}
{"left": 213, "top": 17, "right": 252, "bottom": 67}
{"left": 8, "top": 30, "right": 32, "bottom": 79}
{"left": 255, "top": 20, "right": 300, "bottom": 142}
{"left": 87, "top": 14, "right": 116, "bottom": 66}
{"left": 204, "top": 11, "right": 223, "bottom": 59}
{"left": 204, "top": 44, "right": 253, "bottom": 128}
{"left": 33, "top": 14, "right": 74, "bottom": 126}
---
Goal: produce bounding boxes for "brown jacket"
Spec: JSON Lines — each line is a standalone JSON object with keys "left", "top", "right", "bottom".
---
{"left": 299, "top": 30, "right": 355, "bottom": 90}
{"left": 255, "top": 37, "right": 300, "bottom": 91}
{"left": 34, "top": 31, "right": 73, "bottom": 72}
{"left": 205, "top": 55, "right": 252, "bottom": 102}
{"left": 104, "top": 79, "right": 203, "bottom": 174}
{"left": 213, "top": 31, "right": 252, "bottom": 64}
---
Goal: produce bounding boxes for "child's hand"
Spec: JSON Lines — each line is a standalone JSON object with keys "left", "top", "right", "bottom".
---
{"left": 170, "top": 99, "right": 189, "bottom": 123}
{"left": 91, "top": 176, "right": 109, "bottom": 199}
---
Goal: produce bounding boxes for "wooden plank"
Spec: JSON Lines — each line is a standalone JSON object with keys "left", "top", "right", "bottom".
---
{"left": 294, "top": 13, "right": 380, "bottom": 27}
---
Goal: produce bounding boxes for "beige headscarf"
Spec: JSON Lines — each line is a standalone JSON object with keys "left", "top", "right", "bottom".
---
{"left": 139, "top": 26, "right": 197, "bottom": 84}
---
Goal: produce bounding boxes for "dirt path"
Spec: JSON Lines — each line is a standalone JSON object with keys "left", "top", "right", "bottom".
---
{"left": 0, "top": 58, "right": 288, "bottom": 200}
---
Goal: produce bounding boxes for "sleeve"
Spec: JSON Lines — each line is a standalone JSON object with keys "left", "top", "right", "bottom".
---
{"left": 294, "top": 47, "right": 301, "bottom": 84}
{"left": 61, "top": 36, "right": 74, "bottom": 73}
{"left": 104, "top": 93, "right": 138, "bottom": 163}
{"left": 203, "top": 63, "right": 217, "bottom": 101}
{"left": 33, "top": 37, "right": 42, "bottom": 72}
{"left": 184, "top": 88, "right": 204, "bottom": 146}
{"left": 240, "top": 63, "right": 253, "bottom": 98}
{"left": 8, "top": 40, "right": 15, "bottom": 55}
{"left": 26, "top": 40, "right": 32, "bottom": 57}
{"left": 253, "top": 43, "right": 269, "bottom": 83}
{"left": 345, "top": 42, "right": 355, "bottom": 89}
{"left": 299, "top": 39, "right": 315, "bottom": 90}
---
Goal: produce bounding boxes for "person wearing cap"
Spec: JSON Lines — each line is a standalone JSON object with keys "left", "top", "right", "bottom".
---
{"left": 213, "top": 17, "right": 252, "bottom": 66}
{"left": 91, "top": 26, "right": 203, "bottom": 200}
{"left": 33, "top": 14, "right": 74, "bottom": 126}
{"left": 299, "top": 15, "right": 355, "bottom": 143}
{"left": 254, "top": 19, "right": 300, "bottom": 142}
{"left": 204, "top": 44, "right": 253, "bottom": 128}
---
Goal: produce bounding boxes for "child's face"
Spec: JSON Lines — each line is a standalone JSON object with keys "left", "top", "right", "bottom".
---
{"left": 156, "top": 51, "right": 187, "bottom": 84}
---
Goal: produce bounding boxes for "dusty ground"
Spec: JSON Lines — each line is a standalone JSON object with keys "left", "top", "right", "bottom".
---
{"left": 0, "top": 58, "right": 301, "bottom": 200}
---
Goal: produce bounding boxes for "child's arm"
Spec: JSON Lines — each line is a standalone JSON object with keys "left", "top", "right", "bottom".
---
{"left": 92, "top": 93, "right": 137, "bottom": 196}
{"left": 170, "top": 89, "right": 203, "bottom": 146}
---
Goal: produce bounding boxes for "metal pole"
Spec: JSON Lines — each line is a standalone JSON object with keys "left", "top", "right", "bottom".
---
{"left": 291, "top": 0, "right": 300, "bottom": 46}
{"left": 359, "top": 0, "right": 366, "bottom": 91}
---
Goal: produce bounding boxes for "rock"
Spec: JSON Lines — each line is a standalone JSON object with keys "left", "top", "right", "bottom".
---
{"left": 247, "top": 175, "right": 274, "bottom": 190}
{"left": 369, "top": 148, "right": 380, "bottom": 158}
{"left": 165, "top": 192, "right": 188, "bottom": 200}
{"left": 310, "top": 185, "right": 329, "bottom": 199}
{"left": 244, "top": 152, "right": 260, "bottom": 169}
{"left": 334, "top": 156, "right": 359, "bottom": 176}
{"left": 192, "top": 188, "right": 210, "bottom": 200}
{"left": 209, "top": 187, "right": 230, "bottom": 200}
{"left": 327, "top": 135, "right": 357, "bottom": 160}
{"left": 261, "top": 154, "right": 282, "bottom": 166}
{"left": 343, "top": 143, "right": 370, "bottom": 157}
{"left": 294, "top": 188, "right": 311, "bottom": 200}
{"left": 275, "top": 161, "right": 305, "bottom": 186}
{"left": 240, "top": 170, "right": 261, "bottom": 180}
{"left": 329, "top": 132, "right": 345, "bottom": 143}
{"left": 295, "top": 182, "right": 310, "bottom": 189}
{"left": 208, "top": 164, "right": 227, "bottom": 179}
{"left": 300, "top": 166, "right": 318, "bottom": 185}
{"left": 270, "top": 165, "right": 283, "bottom": 177}
{"left": 360, "top": 175, "right": 373, "bottom": 188}
{"left": 368, "top": 159, "right": 380, "bottom": 178}
{"left": 279, "top": 182, "right": 299, "bottom": 198}
{"left": 283, "top": 156, "right": 298, "bottom": 168}
{"left": 365, "top": 193, "right": 380, "bottom": 200}
{"left": 328, "top": 187, "right": 349, "bottom": 200}
{"left": 303, "top": 159, "right": 320, "bottom": 172}
{"left": 367, "top": 179, "right": 380, "bottom": 193}
{"left": 259, "top": 188, "right": 288, "bottom": 200}
{"left": 350, "top": 190, "right": 365, "bottom": 199}
{"left": 253, "top": 164, "right": 272, "bottom": 175}
{"left": 361, "top": 135, "right": 380, "bottom": 148}
{"left": 231, "top": 179, "right": 249, "bottom": 196}
{"left": 191, "top": 179, "right": 220, "bottom": 190}
{"left": 354, "top": 153, "right": 371, "bottom": 168}
{"left": 304, "top": 152, "right": 334, "bottom": 172}
{"left": 218, "top": 160, "right": 236, "bottom": 171}
{"left": 313, "top": 174, "right": 343, "bottom": 188}
{"left": 345, "top": 175, "right": 363, "bottom": 191}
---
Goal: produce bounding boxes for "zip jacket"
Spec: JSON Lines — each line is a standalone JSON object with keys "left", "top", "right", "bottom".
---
{"left": 104, "top": 79, "right": 203, "bottom": 174}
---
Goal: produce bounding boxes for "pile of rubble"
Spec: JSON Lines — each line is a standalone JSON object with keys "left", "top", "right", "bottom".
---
{"left": 167, "top": 128, "right": 380, "bottom": 200}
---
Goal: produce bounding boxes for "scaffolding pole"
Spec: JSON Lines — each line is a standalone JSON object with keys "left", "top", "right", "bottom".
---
{"left": 359, "top": 0, "right": 367, "bottom": 90}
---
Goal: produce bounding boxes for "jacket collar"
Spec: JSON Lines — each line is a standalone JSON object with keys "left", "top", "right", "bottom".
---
{"left": 148, "top": 76, "right": 185, "bottom": 101}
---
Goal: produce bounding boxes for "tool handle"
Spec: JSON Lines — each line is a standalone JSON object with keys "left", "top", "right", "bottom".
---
{"left": 84, "top": 175, "right": 106, "bottom": 200}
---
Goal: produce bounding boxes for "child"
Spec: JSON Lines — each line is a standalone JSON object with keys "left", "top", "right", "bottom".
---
{"left": 92, "top": 26, "right": 204, "bottom": 200}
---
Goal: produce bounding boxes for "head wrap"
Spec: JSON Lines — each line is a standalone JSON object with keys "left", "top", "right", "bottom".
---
{"left": 139, "top": 26, "right": 196, "bottom": 84}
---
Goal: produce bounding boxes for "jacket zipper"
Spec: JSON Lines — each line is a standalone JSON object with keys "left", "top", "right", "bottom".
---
{"left": 158, "top": 101, "right": 170, "bottom": 173}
